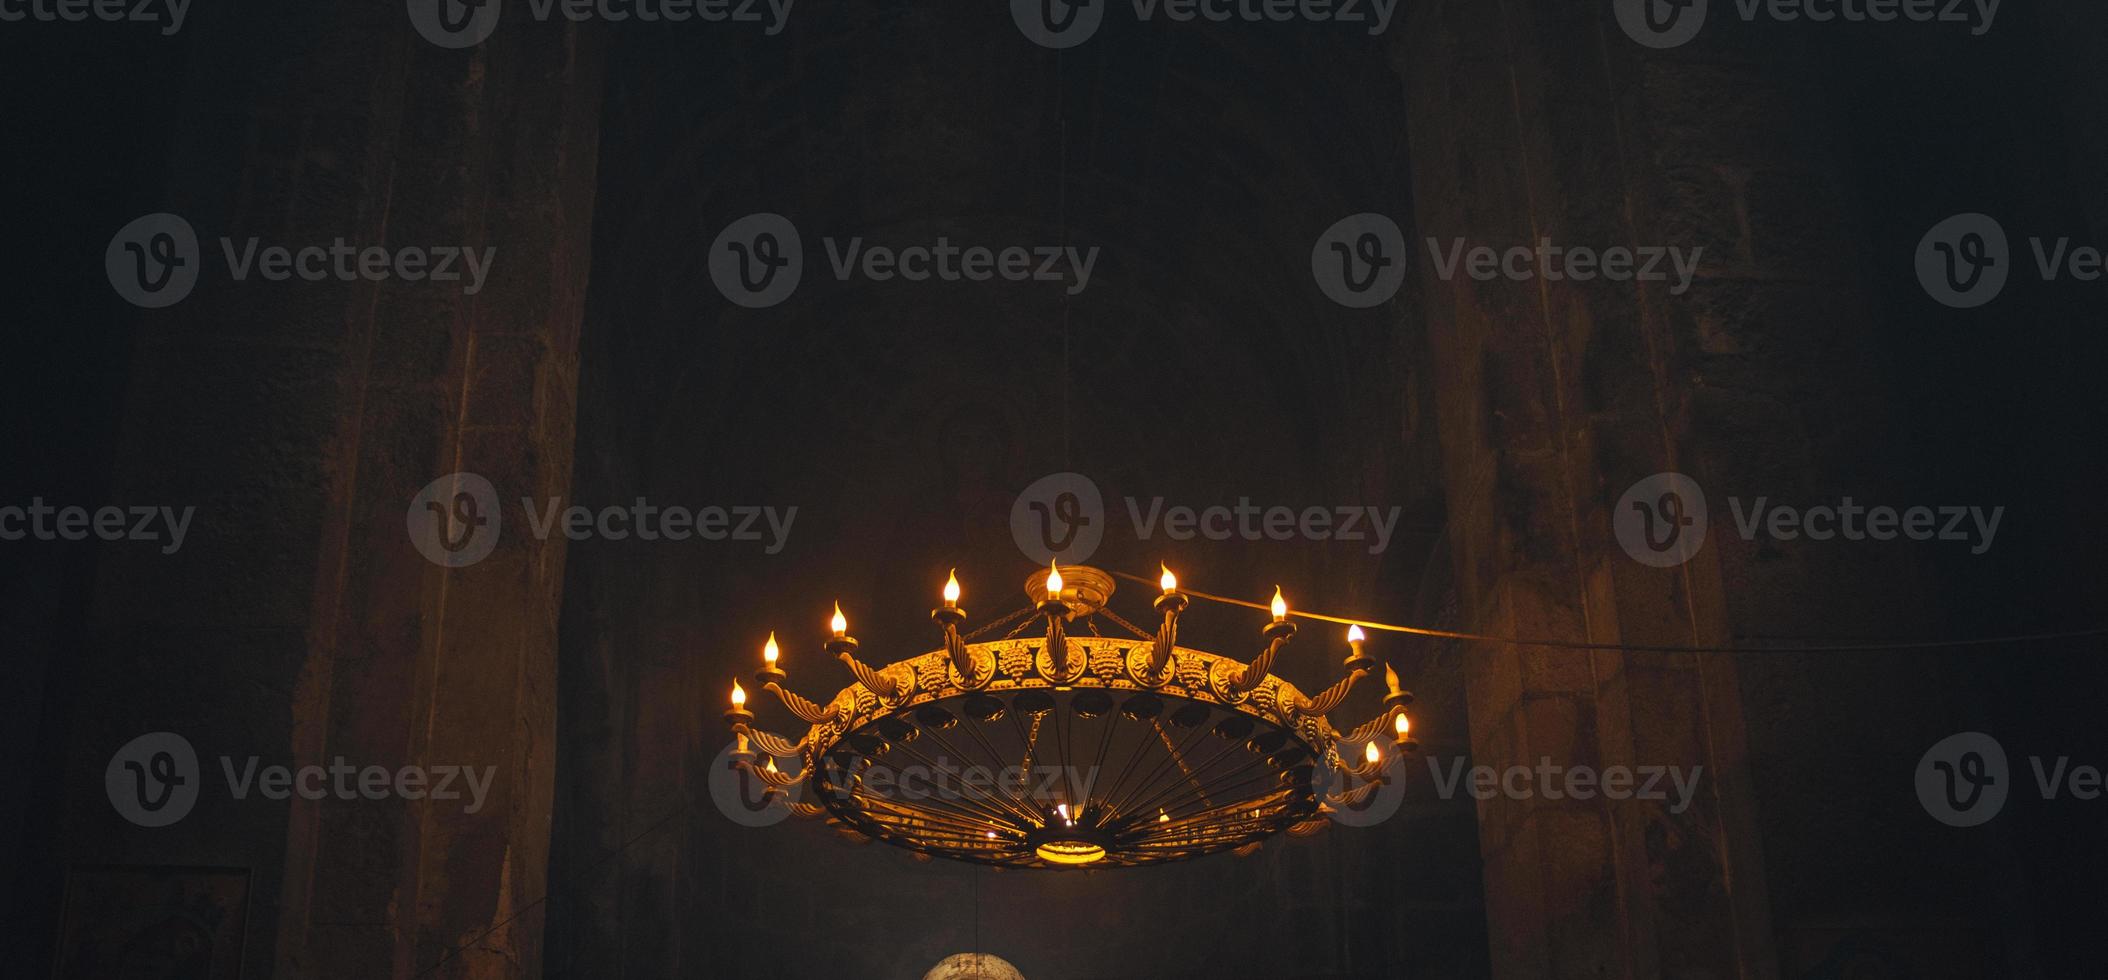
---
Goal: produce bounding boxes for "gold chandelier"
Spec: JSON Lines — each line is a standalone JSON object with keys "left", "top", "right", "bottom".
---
{"left": 724, "top": 563, "right": 1417, "bottom": 868}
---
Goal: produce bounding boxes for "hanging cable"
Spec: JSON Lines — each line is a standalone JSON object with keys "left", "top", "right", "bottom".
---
{"left": 1109, "top": 570, "right": 2108, "bottom": 654}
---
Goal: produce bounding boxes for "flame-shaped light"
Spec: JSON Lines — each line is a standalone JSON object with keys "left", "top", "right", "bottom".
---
{"left": 830, "top": 603, "right": 848, "bottom": 637}
{"left": 763, "top": 632, "right": 779, "bottom": 666}
{"left": 943, "top": 569, "right": 961, "bottom": 606}
{"left": 1046, "top": 561, "right": 1064, "bottom": 599}
{"left": 1159, "top": 810, "right": 1170, "bottom": 824}
{"left": 1057, "top": 802, "right": 1072, "bottom": 825}
{"left": 1160, "top": 563, "right": 1178, "bottom": 594}
{"left": 1347, "top": 624, "right": 1366, "bottom": 643}
{"left": 1365, "top": 741, "right": 1382, "bottom": 765}
{"left": 1395, "top": 714, "right": 1411, "bottom": 736}
{"left": 1270, "top": 586, "right": 1288, "bottom": 622}
{"left": 730, "top": 680, "right": 747, "bottom": 707}
{"left": 764, "top": 756, "right": 778, "bottom": 773}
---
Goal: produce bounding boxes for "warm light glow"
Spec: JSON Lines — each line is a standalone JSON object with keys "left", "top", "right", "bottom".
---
{"left": 763, "top": 632, "right": 779, "bottom": 665}
{"left": 730, "top": 681, "right": 746, "bottom": 707}
{"left": 1365, "top": 741, "right": 1382, "bottom": 765}
{"left": 1046, "top": 561, "right": 1064, "bottom": 598}
{"left": 1270, "top": 586, "right": 1288, "bottom": 621}
{"left": 1057, "top": 802, "right": 1071, "bottom": 822}
{"left": 1160, "top": 563, "right": 1178, "bottom": 594}
{"left": 943, "top": 569, "right": 961, "bottom": 605}
{"left": 1035, "top": 840, "right": 1107, "bottom": 866}
{"left": 1347, "top": 624, "right": 1366, "bottom": 643}
{"left": 1395, "top": 714, "right": 1411, "bottom": 736}
{"left": 1158, "top": 810, "right": 1170, "bottom": 824}
{"left": 830, "top": 603, "right": 847, "bottom": 636}
{"left": 986, "top": 831, "right": 998, "bottom": 839}
{"left": 764, "top": 756, "right": 778, "bottom": 773}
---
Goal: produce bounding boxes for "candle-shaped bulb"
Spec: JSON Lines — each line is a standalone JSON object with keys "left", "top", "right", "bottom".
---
{"left": 1160, "top": 563, "right": 1178, "bottom": 594}
{"left": 1158, "top": 809, "right": 1170, "bottom": 824}
{"left": 1270, "top": 586, "right": 1288, "bottom": 622}
{"left": 730, "top": 680, "right": 747, "bottom": 707}
{"left": 1365, "top": 741, "right": 1382, "bottom": 765}
{"left": 830, "top": 603, "right": 847, "bottom": 637}
{"left": 762, "top": 632, "right": 779, "bottom": 666}
{"left": 1347, "top": 624, "right": 1366, "bottom": 644}
{"left": 764, "top": 756, "right": 778, "bottom": 773}
{"left": 1046, "top": 561, "right": 1064, "bottom": 599}
{"left": 1395, "top": 713, "right": 1411, "bottom": 736}
{"left": 943, "top": 569, "right": 960, "bottom": 607}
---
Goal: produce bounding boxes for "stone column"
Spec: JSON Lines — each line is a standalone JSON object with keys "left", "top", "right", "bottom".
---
{"left": 1391, "top": 0, "right": 1930, "bottom": 975}
{"left": 65, "top": 7, "right": 602, "bottom": 980}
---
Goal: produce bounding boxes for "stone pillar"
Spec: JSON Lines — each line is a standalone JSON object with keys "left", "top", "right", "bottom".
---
{"left": 63, "top": 8, "right": 601, "bottom": 980}
{"left": 1391, "top": 0, "right": 1933, "bottom": 975}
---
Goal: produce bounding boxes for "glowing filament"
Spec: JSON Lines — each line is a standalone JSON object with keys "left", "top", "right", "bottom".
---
{"left": 763, "top": 632, "right": 779, "bottom": 666}
{"left": 1270, "top": 586, "right": 1288, "bottom": 621}
{"left": 1046, "top": 561, "right": 1064, "bottom": 599}
{"left": 830, "top": 603, "right": 847, "bottom": 637}
{"left": 1160, "top": 563, "right": 1178, "bottom": 594}
{"left": 943, "top": 569, "right": 961, "bottom": 605}
{"left": 730, "top": 681, "right": 746, "bottom": 707}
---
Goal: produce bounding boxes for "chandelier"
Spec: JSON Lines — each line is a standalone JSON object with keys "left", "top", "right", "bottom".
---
{"left": 724, "top": 564, "right": 1417, "bottom": 868}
